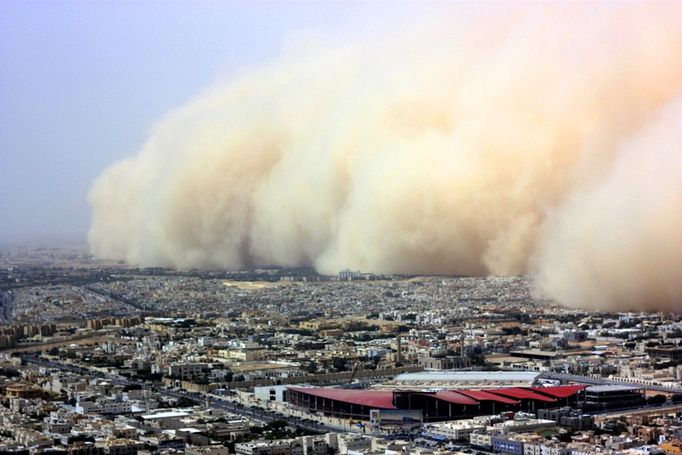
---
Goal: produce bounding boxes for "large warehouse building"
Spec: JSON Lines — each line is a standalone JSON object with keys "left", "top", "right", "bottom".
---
{"left": 287, "top": 385, "right": 586, "bottom": 422}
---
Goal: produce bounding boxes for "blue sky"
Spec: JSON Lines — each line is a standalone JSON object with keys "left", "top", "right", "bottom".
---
{"left": 0, "top": 0, "right": 430, "bottom": 244}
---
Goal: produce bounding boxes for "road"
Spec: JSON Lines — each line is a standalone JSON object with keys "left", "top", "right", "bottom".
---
{"left": 599, "top": 403, "right": 682, "bottom": 417}
{"left": 20, "top": 354, "right": 340, "bottom": 434}
{"left": 1, "top": 331, "right": 115, "bottom": 353}
{"left": 539, "top": 372, "right": 682, "bottom": 394}
{"left": 82, "top": 285, "right": 149, "bottom": 311}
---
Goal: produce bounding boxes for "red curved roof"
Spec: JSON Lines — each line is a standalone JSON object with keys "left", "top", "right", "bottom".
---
{"left": 488, "top": 388, "right": 557, "bottom": 402}
{"left": 530, "top": 385, "right": 586, "bottom": 398}
{"left": 288, "top": 387, "right": 396, "bottom": 409}
{"left": 457, "top": 389, "right": 520, "bottom": 404}
{"left": 288, "top": 385, "right": 582, "bottom": 409}
{"left": 433, "top": 391, "right": 480, "bottom": 406}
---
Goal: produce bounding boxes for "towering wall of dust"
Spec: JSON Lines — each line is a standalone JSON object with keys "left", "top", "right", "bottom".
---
{"left": 88, "top": 4, "right": 682, "bottom": 311}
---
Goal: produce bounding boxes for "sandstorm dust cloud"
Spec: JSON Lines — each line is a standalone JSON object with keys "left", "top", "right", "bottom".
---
{"left": 88, "top": 4, "right": 682, "bottom": 312}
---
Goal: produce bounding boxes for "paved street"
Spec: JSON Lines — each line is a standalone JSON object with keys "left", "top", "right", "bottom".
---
{"left": 20, "top": 354, "right": 341, "bottom": 433}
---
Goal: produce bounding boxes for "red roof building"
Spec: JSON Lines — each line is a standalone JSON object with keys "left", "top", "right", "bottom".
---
{"left": 456, "top": 389, "right": 520, "bottom": 404}
{"left": 530, "top": 385, "right": 587, "bottom": 398}
{"left": 433, "top": 390, "right": 480, "bottom": 406}
{"left": 286, "top": 385, "right": 583, "bottom": 422}
{"left": 287, "top": 387, "right": 396, "bottom": 409}
{"left": 488, "top": 387, "right": 558, "bottom": 402}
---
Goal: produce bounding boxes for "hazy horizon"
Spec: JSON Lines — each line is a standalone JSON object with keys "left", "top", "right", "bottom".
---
{"left": 1, "top": 0, "right": 422, "bottom": 244}
{"left": 2, "top": 1, "right": 681, "bottom": 312}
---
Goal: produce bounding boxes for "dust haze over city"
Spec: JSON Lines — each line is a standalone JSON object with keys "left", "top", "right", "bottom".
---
{"left": 87, "top": 3, "right": 682, "bottom": 312}
{"left": 2, "top": 2, "right": 682, "bottom": 453}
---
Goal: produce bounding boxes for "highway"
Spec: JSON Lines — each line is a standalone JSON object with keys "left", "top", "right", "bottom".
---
{"left": 82, "top": 285, "right": 150, "bottom": 311}
{"left": 539, "top": 372, "right": 682, "bottom": 394}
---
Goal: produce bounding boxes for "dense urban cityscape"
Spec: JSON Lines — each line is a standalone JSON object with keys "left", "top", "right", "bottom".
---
{"left": 1, "top": 245, "right": 682, "bottom": 455}
{"left": 3, "top": 0, "right": 682, "bottom": 455}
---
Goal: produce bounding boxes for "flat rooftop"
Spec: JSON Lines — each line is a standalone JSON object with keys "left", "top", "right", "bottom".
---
{"left": 510, "top": 349, "right": 560, "bottom": 358}
{"left": 393, "top": 371, "right": 540, "bottom": 382}
{"left": 141, "top": 411, "right": 191, "bottom": 419}
{"left": 585, "top": 385, "right": 641, "bottom": 393}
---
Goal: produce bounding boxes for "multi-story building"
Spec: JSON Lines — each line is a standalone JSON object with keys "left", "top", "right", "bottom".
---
{"left": 300, "top": 436, "right": 328, "bottom": 455}
{"left": 254, "top": 385, "right": 289, "bottom": 402}
{"left": 583, "top": 385, "right": 644, "bottom": 410}
{"left": 424, "top": 421, "right": 485, "bottom": 441}
{"left": 0, "top": 290, "right": 13, "bottom": 322}
{"left": 492, "top": 435, "right": 525, "bottom": 455}
{"left": 235, "top": 440, "right": 304, "bottom": 455}
{"left": 338, "top": 435, "right": 372, "bottom": 454}
{"left": 153, "top": 362, "right": 209, "bottom": 379}
{"left": 470, "top": 432, "right": 493, "bottom": 449}
{"left": 75, "top": 399, "right": 131, "bottom": 415}
{"left": 418, "top": 354, "right": 471, "bottom": 370}
{"left": 646, "top": 346, "right": 682, "bottom": 362}
{"left": 537, "top": 407, "right": 593, "bottom": 430}
{"left": 97, "top": 438, "right": 144, "bottom": 455}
